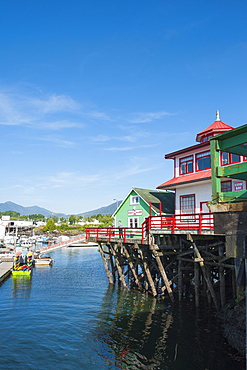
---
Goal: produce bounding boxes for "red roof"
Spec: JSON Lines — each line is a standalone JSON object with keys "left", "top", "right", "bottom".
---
{"left": 196, "top": 120, "right": 234, "bottom": 142}
{"left": 157, "top": 169, "right": 211, "bottom": 190}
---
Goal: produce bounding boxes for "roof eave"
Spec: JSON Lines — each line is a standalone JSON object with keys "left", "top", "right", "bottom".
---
{"left": 165, "top": 142, "right": 209, "bottom": 159}
{"left": 157, "top": 176, "right": 211, "bottom": 189}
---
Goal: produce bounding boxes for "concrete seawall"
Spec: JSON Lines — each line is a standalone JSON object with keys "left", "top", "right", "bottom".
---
{"left": 0, "top": 262, "right": 12, "bottom": 282}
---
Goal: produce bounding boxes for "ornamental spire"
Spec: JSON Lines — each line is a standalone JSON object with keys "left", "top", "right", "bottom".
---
{"left": 216, "top": 110, "right": 220, "bottom": 121}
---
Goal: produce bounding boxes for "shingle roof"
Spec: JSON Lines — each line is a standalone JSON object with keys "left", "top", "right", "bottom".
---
{"left": 133, "top": 187, "right": 175, "bottom": 214}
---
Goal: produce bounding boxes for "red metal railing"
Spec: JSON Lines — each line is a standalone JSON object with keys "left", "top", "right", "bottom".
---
{"left": 85, "top": 213, "right": 214, "bottom": 243}
{"left": 142, "top": 212, "right": 214, "bottom": 235}
{"left": 85, "top": 227, "right": 143, "bottom": 243}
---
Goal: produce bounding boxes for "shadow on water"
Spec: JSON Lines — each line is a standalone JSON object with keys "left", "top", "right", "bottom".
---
{"left": 92, "top": 285, "right": 245, "bottom": 370}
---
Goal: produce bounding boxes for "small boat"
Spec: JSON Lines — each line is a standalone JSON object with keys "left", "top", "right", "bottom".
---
{"left": 34, "top": 257, "right": 54, "bottom": 266}
{"left": 68, "top": 241, "right": 98, "bottom": 247}
{"left": 12, "top": 251, "right": 34, "bottom": 276}
{"left": 12, "top": 269, "right": 32, "bottom": 276}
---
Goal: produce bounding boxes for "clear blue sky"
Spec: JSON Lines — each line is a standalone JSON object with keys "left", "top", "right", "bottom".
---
{"left": 0, "top": 0, "right": 246, "bottom": 214}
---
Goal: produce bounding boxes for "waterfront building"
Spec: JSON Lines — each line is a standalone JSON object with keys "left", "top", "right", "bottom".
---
{"left": 157, "top": 111, "right": 246, "bottom": 215}
{"left": 113, "top": 187, "right": 174, "bottom": 227}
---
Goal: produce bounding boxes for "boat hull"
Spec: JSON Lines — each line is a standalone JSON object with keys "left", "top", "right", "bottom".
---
{"left": 12, "top": 269, "right": 32, "bottom": 276}
{"left": 34, "top": 258, "right": 54, "bottom": 266}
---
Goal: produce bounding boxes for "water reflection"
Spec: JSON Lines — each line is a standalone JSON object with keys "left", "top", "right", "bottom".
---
{"left": 94, "top": 286, "right": 174, "bottom": 369}
{"left": 12, "top": 275, "right": 32, "bottom": 299}
{"left": 93, "top": 286, "right": 244, "bottom": 370}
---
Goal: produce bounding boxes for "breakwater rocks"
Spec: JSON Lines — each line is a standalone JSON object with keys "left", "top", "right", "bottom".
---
{"left": 218, "top": 300, "right": 246, "bottom": 358}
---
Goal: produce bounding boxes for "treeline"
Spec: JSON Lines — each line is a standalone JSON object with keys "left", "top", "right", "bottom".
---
{"left": 0, "top": 211, "right": 113, "bottom": 232}
{"left": 44, "top": 214, "right": 113, "bottom": 232}
{"left": 0, "top": 211, "right": 46, "bottom": 221}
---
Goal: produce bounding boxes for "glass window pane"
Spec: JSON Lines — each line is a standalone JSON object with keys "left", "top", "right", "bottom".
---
{"left": 222, "top": 152, "right": 229, "bottom": 165}
{"left": 197, "top": 156, "right": 211, "bottom": 170}
{"left": 231, "top": 154, "right": 240, "bottom": 163}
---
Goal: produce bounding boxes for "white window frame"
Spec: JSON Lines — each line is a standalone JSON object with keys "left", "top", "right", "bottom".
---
{"left": 128, "top": 217, "right": 139, "bottom": 228}
{"left": 130, "top": 196, "right": 139, "bottom": 205}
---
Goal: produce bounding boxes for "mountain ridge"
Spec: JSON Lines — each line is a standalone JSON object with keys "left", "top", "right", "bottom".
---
{"left": 0, "top": 201, "right": 121, "bottom": 218}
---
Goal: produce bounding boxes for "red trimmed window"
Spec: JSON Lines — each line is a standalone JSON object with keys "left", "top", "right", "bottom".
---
{"left": 221, "top": 152, "right": 240, "bottom": 166}
{"left": 201, "top": 135, "right": 213, "bottom": 143}
{"left": 195, "top": 151, "right": 211, "bottom": 171}
{"left": 179, "top": 155, "right": 193, "bottom": 175}
{"left": 221, "top": 181, "right": 232, "bottom": 192}
{"left": 180, "top": 194, "right": 195, "bottom": 214}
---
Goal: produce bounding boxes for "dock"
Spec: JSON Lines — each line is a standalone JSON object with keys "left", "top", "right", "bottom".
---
{"left": 0, "top": 262, "right": 13, "bottom": 282}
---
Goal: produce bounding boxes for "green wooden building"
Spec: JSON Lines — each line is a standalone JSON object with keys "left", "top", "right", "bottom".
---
{"left": 210, "top": 124, "right": 247, "bottom": 258}
{"left": 210, "top": 123, "right": 247, "bottom": 204}
{"left": 113, "top": 187, "right": 175, "bottom": 228}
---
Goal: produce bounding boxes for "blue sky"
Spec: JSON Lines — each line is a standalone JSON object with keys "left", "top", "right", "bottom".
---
{"left": 0, "top": 0, "right": 246, "bottom": 214}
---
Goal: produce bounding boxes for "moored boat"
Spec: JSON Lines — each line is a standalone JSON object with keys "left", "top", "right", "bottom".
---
{"left": 12, "top": 251, "right": 34, "bottom": 276}
{"left": 12, "top": 269, "right": 32, "bottom": 276}
{"left": 34, "top": 257, "right": 54, "bottom": 266}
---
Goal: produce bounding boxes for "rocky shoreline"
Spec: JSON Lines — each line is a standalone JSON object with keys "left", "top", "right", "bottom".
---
{"left": 217, "top": 299, "right": 246, "bottom": 359}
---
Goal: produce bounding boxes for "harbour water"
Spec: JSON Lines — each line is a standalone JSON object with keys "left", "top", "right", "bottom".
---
{"left": 0, "top": 247, "right": 244, "bottom": 369}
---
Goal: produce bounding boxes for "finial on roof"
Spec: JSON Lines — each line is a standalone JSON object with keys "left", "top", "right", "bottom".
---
{"left": 216, "top": 110, "right": 220, "bottom": 121}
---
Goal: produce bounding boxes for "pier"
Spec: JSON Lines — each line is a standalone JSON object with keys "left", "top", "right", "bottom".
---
{"left": 86, "top": 221, "right": 237, "bottom": 310}
{"left": 38, "top": 234, "right": 87, "bottom": 256}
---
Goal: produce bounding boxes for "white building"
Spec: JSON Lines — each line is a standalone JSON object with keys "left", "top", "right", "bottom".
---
{"left": 157, "top": 112, "right": 246, "bottom": 215}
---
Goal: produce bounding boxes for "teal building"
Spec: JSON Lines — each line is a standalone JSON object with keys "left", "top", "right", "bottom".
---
{"left": 113, "top": 187, "right": 175, "bottom": 228}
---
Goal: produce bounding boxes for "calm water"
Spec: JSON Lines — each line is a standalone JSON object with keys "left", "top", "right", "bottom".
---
{"left": 0, "top": 247, "right": 244, "bottom": 369}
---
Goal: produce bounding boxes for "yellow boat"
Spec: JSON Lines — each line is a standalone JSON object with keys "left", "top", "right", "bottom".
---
{"left": 12, "top": 269, "right": 32, "bottom": 276}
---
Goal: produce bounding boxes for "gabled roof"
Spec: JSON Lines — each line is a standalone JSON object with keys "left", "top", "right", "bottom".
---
{"left": 133, "top": 187, "right": 175, "bottom": 214}
{"left": 113, "top": 187, "right": 175, "bottom": 216}
{"left": 157, "top": 169, "right": 211, "bottom": 190}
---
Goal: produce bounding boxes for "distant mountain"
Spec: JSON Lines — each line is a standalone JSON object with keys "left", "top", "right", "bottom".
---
{"left": 77, "top": 201, "right": 122, "bottom": 218}
{"left": 0, "top": 201, "right": 66, "bottom": 217}
{"left": 0, "top": 200, "right": 122, "bottom": 218}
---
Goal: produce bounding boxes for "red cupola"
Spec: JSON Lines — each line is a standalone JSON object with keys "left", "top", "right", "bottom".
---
{"left": 196, "top": 111, "right": 234, "bottom": 143}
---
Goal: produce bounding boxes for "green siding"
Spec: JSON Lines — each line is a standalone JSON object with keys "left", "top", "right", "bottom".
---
{"left": 114, "top": 188, "right": 175, "bottom": 227}
{"left": 210, "top": 124, "right": 247, "bottom": 203}
{"left": 115, "top": 189, "right": 157, "bottom": 227}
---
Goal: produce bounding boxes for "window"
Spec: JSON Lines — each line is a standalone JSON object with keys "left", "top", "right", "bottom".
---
{"left": 130, "top": 196, "right": 139, "bottom": 205}
{"left": 221, "top": 152, "right": 229, "bottom": 165}
{"left": 202, "top": 135, "right": 213, "bottom": 143}
{"left": 129, "top": 218, "right": 139, "bottom": 228}
{"left": 180, "top": 195, "right": 195, "bottom": 214}
{"left": 231, "top": 154, "right": 240, "bottom": 163}
{"left": 221, "top": 152, "right": 240, "bottom": 166}
{"left": 179, "top": 155, "right": 193, "bottom": 175}
{"left": 221, "top": 181, "right": 232, "bottom": 192}
{"left": 196, "top": 151, "right": 211, "bottom": 171}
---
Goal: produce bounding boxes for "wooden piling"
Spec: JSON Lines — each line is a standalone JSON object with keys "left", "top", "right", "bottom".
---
{"left": 95, "top": 231, "right": 236, "bottom": 310}
{"left": 109, "top": 244, "right": 127, "bottom": 288}
{"left": 138, "top": 246, "right": 157, "bottom": 297}
{"left": 122, "top": 244, "right": 142, "bottom": 289}
{"left": 153, "top": 250, "right": 174, "bottom": 302}
{"left": 188, "top": 235, "right": 219, "bottom": 310}
{"left": 98, "top": 244, "right": 114, "bottom": 284}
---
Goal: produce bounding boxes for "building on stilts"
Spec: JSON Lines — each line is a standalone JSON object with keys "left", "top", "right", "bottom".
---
{"left": 86, "top": 112, "right": 247, "bottom": 314}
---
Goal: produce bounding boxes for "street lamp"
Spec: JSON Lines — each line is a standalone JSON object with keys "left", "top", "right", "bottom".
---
{"left": 113, "top": 199, "right": 119, "bottom": 209}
